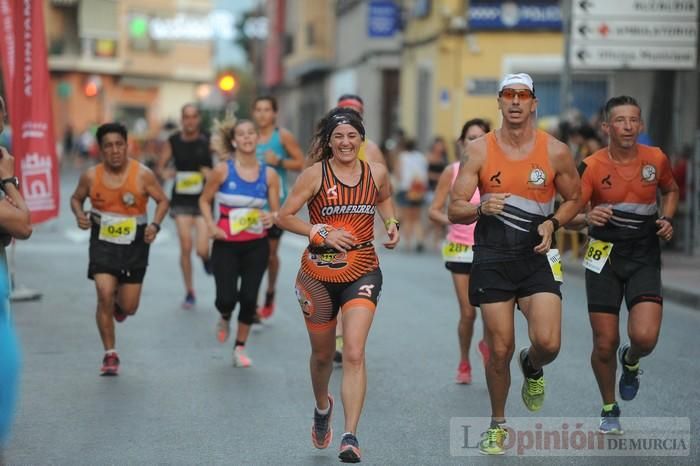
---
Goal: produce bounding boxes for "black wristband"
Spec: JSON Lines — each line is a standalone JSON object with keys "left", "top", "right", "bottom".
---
{"left": 476, "top": 204, "right": 483, "bottom": 218}
{"left": 547, "top": 216, "right": 560, "bottom": 231}
{"left": 150, "top": 222, "right": 161, "bottom": 232}
{"left": 659, "top": 216, "right": 673, "bottom": 227}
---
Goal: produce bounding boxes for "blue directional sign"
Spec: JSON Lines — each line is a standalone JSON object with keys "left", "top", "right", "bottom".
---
{"left": 468, "top": 1, "right": 562, "bottom": 31}
{"left": 368, "top": 0, "right": 399, "bottom": 38}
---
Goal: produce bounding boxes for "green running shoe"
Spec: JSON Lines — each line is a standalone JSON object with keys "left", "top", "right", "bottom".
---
{"left": 519, "top": 348, "right": 545, "bottom": 412}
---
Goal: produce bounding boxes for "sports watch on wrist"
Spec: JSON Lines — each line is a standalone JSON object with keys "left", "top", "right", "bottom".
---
{"left": 0, "top": 176, "right": 19, "bottom": 191}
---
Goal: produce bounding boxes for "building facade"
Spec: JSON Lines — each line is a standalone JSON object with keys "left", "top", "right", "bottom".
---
{"left": 46, "top": 0, "right": 215, "bottom": 140}
{"left": 262, "top": 0, "right": 402, "bottom": 152}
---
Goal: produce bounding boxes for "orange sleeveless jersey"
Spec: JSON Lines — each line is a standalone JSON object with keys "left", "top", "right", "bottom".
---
{"left": 579, "top": 145, "right": 674, "bottom": 243}
{"left": 301, "top": 160, "right": 379, "bottom": 283}
{"left": 475, "top": 130, "right": 556, "bottom": 261}
{"left": 89, "top": 159, "right": 148, "bottom": 217}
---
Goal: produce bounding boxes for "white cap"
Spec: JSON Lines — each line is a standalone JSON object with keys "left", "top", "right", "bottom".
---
{"left": 499, "top": 73, "right": 535, "bottom": 93}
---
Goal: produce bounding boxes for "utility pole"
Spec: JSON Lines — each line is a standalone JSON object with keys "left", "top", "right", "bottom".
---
{"left": 559, "top": 0, "right": 572, "bottom": 120}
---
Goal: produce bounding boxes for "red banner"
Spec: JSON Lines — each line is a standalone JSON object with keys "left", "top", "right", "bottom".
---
{"left": 0, "top": 0, "right": 59, "bottom": 224}
{"left": 0, "top": 0, "right": 15, "bottom": 111}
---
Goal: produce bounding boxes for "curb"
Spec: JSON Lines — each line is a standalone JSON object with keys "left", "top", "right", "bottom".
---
{"left": 562, "top": 258, "right": 699, "bottom": 309}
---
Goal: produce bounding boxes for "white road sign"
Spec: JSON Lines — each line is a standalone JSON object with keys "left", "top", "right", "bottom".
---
{"left": 571, "top": 44, "right": 697, "bottom": 70}
{"left": 574, "top": 0, "right": 698, "bottom": 18}
{"left": 572, "top": 19, "right": 697, "bottom": 43}
{"left": 571, "top": 0, "right": 698, "bottom": 70}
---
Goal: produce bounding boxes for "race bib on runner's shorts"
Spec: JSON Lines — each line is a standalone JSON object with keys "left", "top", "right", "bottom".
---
{"left": 99, "top": 214, "right": 137, "bottom": 245}
{"left": 441, "top": 240, "right": 473, "bottom": 263}
{"left": 175, "top": 171, "right": 204, "bottom": 195}
{"left": 228, "top": 208, "right": 263, "bottom": 235}
{"left": 547, "top": 249, "right": 563, "bottom": 283}
{"left": 582, "top": 239, "right": 613, "bottom": 274}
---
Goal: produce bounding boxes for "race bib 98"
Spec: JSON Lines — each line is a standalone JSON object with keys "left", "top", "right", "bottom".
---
{"left": 99, "top": 215, "right": 137, "bottom": 245}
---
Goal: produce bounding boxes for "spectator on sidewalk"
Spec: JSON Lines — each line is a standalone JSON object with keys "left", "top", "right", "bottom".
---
{"left": 425, "top": 137, "right": 448, "bottom": 250}
{"left": 0, "top": 94, "right": 33, "bottom": 456}
{"left": 395, "top": 139, "right": 428, "bottom": 252}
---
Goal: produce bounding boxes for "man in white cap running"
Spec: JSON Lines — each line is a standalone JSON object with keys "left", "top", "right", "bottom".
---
{"left": 448, "top": 73, "right": 581, "bottom": 455}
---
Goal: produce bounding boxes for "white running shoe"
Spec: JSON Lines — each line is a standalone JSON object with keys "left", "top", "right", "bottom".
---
{"left": 233, "top": 346, "right": 252, "bottom": 368}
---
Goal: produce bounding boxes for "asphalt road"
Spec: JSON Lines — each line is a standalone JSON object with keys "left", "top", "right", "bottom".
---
{"left": 2, "top": 169, "right": 698, "bottom": 465}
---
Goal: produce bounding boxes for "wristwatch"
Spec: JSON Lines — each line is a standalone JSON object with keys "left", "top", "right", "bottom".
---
{"left": 0, "top": 176, "right": 19, "bottom": 190}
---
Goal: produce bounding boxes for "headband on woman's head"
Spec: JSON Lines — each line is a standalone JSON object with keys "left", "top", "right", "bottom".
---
{"left": 325, "top": 113, "right": 365, "bottom": 141}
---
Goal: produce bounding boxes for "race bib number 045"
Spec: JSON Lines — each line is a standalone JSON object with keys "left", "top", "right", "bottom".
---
{"left": 228, "top": 208, "right": 263, "bottom": 235}
{"left": 441, "top": 241, "right": 473, "bottom": 263}
{"left": 99, "top": 215, "right": 137, "bottom": 245}
{"left": 175, "top": 171, "right": 204, "bottom": 195}
{"left": 582, "top": 239, "right": 613, "bottom": 274}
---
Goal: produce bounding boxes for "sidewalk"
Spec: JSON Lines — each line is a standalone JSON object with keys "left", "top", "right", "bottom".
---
{"left": 562, "top": 249, "right": 700, "bottom": 309}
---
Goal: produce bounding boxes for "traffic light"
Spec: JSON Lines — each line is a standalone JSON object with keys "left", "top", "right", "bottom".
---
{"left": 84, "top": 75, "right": 102, "bottom": 97}
{"left": 218, "top": 73, "right": 236, "bottom": 93}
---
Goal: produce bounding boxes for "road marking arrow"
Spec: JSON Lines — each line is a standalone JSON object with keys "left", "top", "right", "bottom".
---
{"left": 578, "top": 0, "right": 593, "bottom": 13}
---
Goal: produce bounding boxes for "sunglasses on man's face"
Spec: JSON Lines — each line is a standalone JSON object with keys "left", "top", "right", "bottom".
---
{"left": 498, "top": 88, "right": 535, "bottom": 101}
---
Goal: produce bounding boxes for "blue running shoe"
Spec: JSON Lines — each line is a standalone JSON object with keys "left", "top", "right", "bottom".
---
{"left": 618, "top": 344, "right": 641, "bottom": 401}
{"left": 311, "top": 394, "right": 333, "bottom": 449}
{"left": 339, "top": 433, "right": 361, "bottom": 463}
{"left": 599, "top": 403, "right": 624, "bottom": 434}
{"left": 182, "top": 292, "right": 196, "bottom": 310}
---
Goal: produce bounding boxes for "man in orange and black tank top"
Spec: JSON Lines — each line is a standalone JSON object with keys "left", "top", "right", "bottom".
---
{"left": 71, "top": 123, "right": 169, "bottom": 376}
{"left": 567, "top": 96, "right": 678, "bottom": 435}
{"left": 448, "top": 73, "right": 581, "bottom": 455}
{"left": 277, "top": 108, "right": 399, "bottom": 463}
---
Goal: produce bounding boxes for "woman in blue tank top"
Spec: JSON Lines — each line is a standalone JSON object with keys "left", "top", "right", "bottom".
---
{"left": 199, "top": 120, "right": 280, "bottom": 368}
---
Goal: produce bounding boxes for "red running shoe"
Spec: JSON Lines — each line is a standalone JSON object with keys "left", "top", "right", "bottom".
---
{"left": 100, "top": 352, "right": 120, "bottom": 376}
{"left": 258, "top": 292, "right": 275, "bottom": 319}
{"left": 113, "top": 303, "right": 127, "bottom": 323}
{"left": 456, "top": 361, "right": 472, "bottom": 384}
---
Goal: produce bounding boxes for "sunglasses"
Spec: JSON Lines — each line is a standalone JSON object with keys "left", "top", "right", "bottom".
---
{"left": 499, "top": 88, "right": 535, "bottom": 101}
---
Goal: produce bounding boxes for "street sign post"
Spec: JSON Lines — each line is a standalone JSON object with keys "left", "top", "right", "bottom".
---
{"left": 570, "top": 0, "right": 698, "bottom": 70}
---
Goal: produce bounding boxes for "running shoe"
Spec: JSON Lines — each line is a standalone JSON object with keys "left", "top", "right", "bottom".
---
{"left": 478, "top": 339, "right": 490, "bottom": 366}
{"left": 599, "top": 403, "right": 624, "bottom": 434}
{"left": 311, "top": 394, "right": 334, "bottom": 449}
{"left": 518, "top": 348, "right": 545, "bottom": 412}
{"left": 233, "top": 346, "right": 252, "bottom": 368}
{"left": 479, "top": 425, "right": 507, "bottom": 455}
{"left": 182, "top": 292, "right": 196, "bottom": 310}
{"left": 333, "top": 350, "right": 343, "bottom": 364}
{"left": 455, "top": 361, "right": 472, "bottom": 384}
{"left": 618, "top": 344, "right": 641, "bottom": 401}
{"left": 100, "top": 352, "right": 120, "bottom": 376}
{"left": 203, "top": 258, "right": 213, "bottom": 275}
{"left": 338, "top": 433, "right": 361, "bottom": 463}
{"left": 113, "top": 303, "right": 127, "bottom": 323}
{"left": 259, "top": 292, "right": 276, "bottom": 320}
{"left": 216, "top": 319, "right": 230, "bottom": 343}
